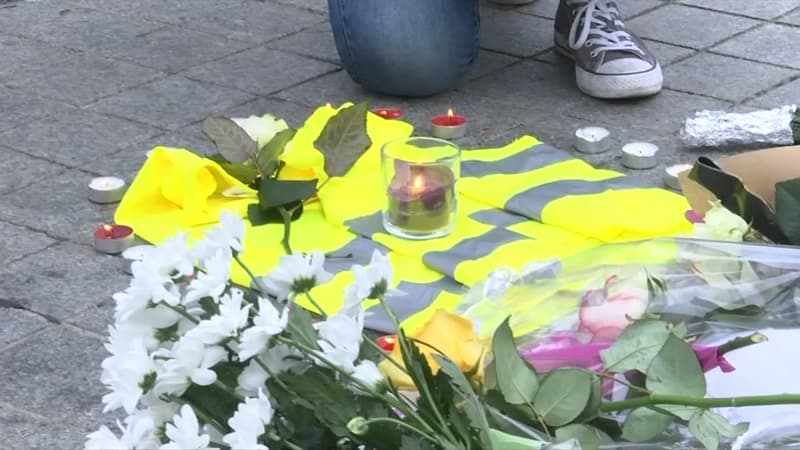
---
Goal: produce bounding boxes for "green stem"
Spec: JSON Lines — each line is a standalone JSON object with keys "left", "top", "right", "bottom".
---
{"left": 253, "top": 356, "right": 291, "bottom": 392}
{"left": 718, "top": 332, "right": 767, "bottom": 356}
{"left": 277, "top": 207, "right": 294, "bottom": 255}
{"left": 165, "top": 395, "right": 227, "bottom": 434}
{"left": 361, "top": 417, "right": 444, "bottom": 447}
{"left": 214, "top": 379, "right": 245, "bottom": 402}
{"left": 162, "top": 302, "right": 199, "bottom": 324}
{"left": 600, "top": 393, "right": 800, "bottom": 413}
{"left": 280, "top": 439, "right": 304, "bottom": 450}
{"left": 233, "top": 253, "right": 271, "bottom": 297}
{"left": 362, "top": 337, "right": 409, "bottom": 376}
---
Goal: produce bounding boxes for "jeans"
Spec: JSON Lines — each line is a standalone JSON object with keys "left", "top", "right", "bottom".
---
{"left": 328, "top": 0, "right": 481, "bottom": 97}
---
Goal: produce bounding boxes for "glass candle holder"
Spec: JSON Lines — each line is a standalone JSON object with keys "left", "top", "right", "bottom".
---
{"left": 381, "top": 137, "right": 460, "bottom": 240}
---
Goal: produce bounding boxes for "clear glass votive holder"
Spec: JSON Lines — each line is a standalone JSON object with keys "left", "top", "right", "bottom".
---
{"left": 381, "top": 137, "right": 460, "bottom": 240}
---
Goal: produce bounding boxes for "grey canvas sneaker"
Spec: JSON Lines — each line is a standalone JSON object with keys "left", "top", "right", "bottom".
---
{"left": 554, "top": 0, "right": 662, "bottom": 99}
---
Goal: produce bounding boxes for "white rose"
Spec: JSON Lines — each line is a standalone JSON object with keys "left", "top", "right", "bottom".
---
{"left": 693, "top": 201, "right": 750, "bottom": 241}
{"left": 232, "top": 114, "right": 288, "bottom": 149}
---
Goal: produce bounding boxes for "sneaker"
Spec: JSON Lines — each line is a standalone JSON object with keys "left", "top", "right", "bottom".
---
{"left": 554, "top": 0, "right": 662, "bottom": 99}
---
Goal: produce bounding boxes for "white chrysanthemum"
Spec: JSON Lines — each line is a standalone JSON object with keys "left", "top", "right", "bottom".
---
{"left": 186, "top": 289, "right": 250, "bottom": 346}
{"left": 238, "top": 298, "right": 288, "bottom": 360}
{"left": 184, "top": 248, "right": 233, "bottom": 306}
{"left": 694, "top": 201, "right": 750, "bottom": 242}
{"left": 261, "top": 251, "right": 332, "bottom": 300}
{"left": 122, "top": 305, "right": 186, "bottom": 349}
{"left": 233, "top": 113, "right": 289, "bottom": 149}
{"left": 316, "top": 311, "right": 364, "bottom": 373}
{"left": 123, "top": 232, "right": 195, "bottom": 279}
{"left": 85, "top": 410, "right": 159, "bottom": 450}
{"left": 203, "top": 211, "right": 246, "bottom": 255}
{"left": 237, "top": 344, "right": 304, "bottom": 396}
{"left": 223, "top": 389, "right": 273, "bottom": 450}
{"left": 351, "top": 360, "right": 385, "bottom": 390}
{"left": 155, "top": 337, "right": 226, "bottom": 396}
{"left": 159, "top": 405, "right": 213, "bottom": 450}
{"left": 349, "top": 250, "right": 402, "bottom": 301}
{"left": 140, "top": 393, "right": 180, "bottom": 428}
{"left": 101, "top": 329, "right": 156, "bottom": 414}
{"left": 114, "top": 262, "right": 181, "bottom": 322}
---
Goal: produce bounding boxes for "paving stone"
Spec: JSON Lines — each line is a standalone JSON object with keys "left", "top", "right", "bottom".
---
{"left": 712, "top": 24, "right": 800, "bottom": 69}
{"left": 3, "top": 53, "right": 163, "bottom": 107}
{"left": 63, "top": 0, "right": 233, "bottom": 24}
{"left": 275, "top": 69, "right": 416, "bottom": 109}
{"left": 0, "top": 2, "right": 89, "bottom": 32}
{"left": 0, "top": 325, "right": 111, "bottom": 430}
{"left": 96, "top": 26, "right": 253, "bottom": 74}
{"left": 267, "top": 21, "right": 340, "bottom": 63}
{"left": 89, "top": 76, "right": 254, "bottom": 130}
{"left": 469, "top": 50, "right": 521, "bottom": 80}
{"left": 0, "top": 404, "right": 87, "bottom": 450}
{"left": 0, "top": 242, "right": 129, "bottom": 322}
{"left": 746, "top": 77, "right": 800, "bottom": 109}
{"left": 666, "top": 52, "right": 795, "bottom": 102}
{"left": 0, "top": 221, "right": 56, "bottom": 265}
{"left": 0, "top": 308, "right": 49, "bottom": 349}
{"left": 183, "top": 0, "right": 324, "bottom": 44}
{"left": 0, "top": 34, "right": 77, "bottom": 82}
{"left": 185, "top": 46, "right": 338, "bottom": 96}
{"left": 273, "top": 0, "right": 327, "bottom": 14}
{"left": 64, "top": 297, "right": 114, "bottom": 336}
{"left": 0, "top": 107, "right": 161, "bottom": 167}
{"left": 627, "top": 4, "right": 760, "bottom": 49}
{"left": 679, "top": 0, "right": 800, "bottom": 20}
{"left": 0, "top": 146, "right": 67, "bottom": 195}
{"left": 223, "top": 96, "right": 319, "bottom": 128}
{"left": 519, "top": 0, "right": 664, "bottom": 20}
{"left": 481, "top": 11, "right": 553, "bottom": 57}
{"left": 0, "top": 86, "right": 75, "bottom": 133}
{"left": 780, "top": 8, "right": 800, "bottom": 25}
{"left": 643, "top": 40, "right": 696, "bottom": 66}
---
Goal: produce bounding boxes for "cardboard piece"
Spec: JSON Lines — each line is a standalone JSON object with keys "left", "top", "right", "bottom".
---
{"left": 679, "top": 145, "right": 800, "bottom": 214}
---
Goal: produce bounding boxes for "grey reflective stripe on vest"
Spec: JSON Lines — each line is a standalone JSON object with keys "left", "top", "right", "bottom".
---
{"left": 462, "top": 144, "right": 570, "bottom": 178}
{"left": 469, "top": 209, "right": 529, "bottom": 227}
{"left": 344, "top": 210, "right": 384, "bottom": 238}
{"left": 323, "top": 236, "right": 390, "bottom": 276}
{"left": 423, "top": 227, "right": 528, "bottom": 279}
{"left": 364, "top": 277, "right": 465, "bottom": 333}
{"left": 505, "top": 176, "right": 648, "bottom": 220}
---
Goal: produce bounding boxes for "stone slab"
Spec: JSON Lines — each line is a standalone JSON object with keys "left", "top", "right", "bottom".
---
{"left": 0, "top": 2, "right": 91, "bottom": 33}
{"left": 64, "top": 298, "right": 114, "bottom": 337}
{"left": 185, "top": 46, "right": 338, "bottom": 95}
{"left": 267, "top": 21, "right": 340, "bottom": 63}
{"left": 0, "top": 242, "right": 130, "bottom": 322}
{"left": 680, "top": 0, "right": 800, "bottom": 20}
{"left": 780, "top": 8, "right": 800, "bottom": 26}
{"left": 666, "top": 52, "right": 795, "bottom": 102}
{"left": 628, "top": 4, "right": 760, "bottom": 49}
{"left": 275, "top": 69, "right": 416, "bottom": 109}
{"left": 0, "top": 86, "right": 74, "bottom": 133}
{"left": 63, "top": 0, "right": 232, "bottom": 24}
{"left": 273, "top": 0, "right": 327, "bottom": 14}
{"left": 745, "top": 78, "right": 800, "bottom": 109}
{"left": 0, "top": 308, "right": 49, "bottom": 350}
{"left": 0, "top": 146, "right": 67, "bottom": 195}
{"left": 89, "top": 76, "right": 254, "bottom": 130}
{"left": 0, "top": 404, "right": 87, "bottom": 450}
{"left": 0, "top": 34, "right": 79, "bottom": 83}
{"left": 481, "top": 11, "right": 554, "bottom": 57}
{"left": 0, "top": 221, "right": 56, "bottom": 265}
{"left": 712, "top": 23, "right": 800, "bottom": 69}
{"left": 519, "top": 0, "right": 664, "bottom": 20}
{"left": 0, "top": 107, "right": 161, "bottom": 167}
{"left": 643, "top": 40, "right": 696, "bottom": 66}
{"left": 469, "top": 50, "right": 521, "bottom": 80}
{"left": 223, "top": 97, "right": 320, "bottom": 129}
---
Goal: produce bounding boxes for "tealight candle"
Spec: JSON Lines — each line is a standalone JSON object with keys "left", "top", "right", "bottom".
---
{"left": 621, "top": 142, "right": 659, "bottom": 170}
{"left": 94, "top": 224, "right": 135, "bottom": 255}
{"left": 574, "top": 126, "right": 611, "bottom": 154}
{"left": 664, "top": 163, "right": 693, "bottom": 191}
{"left": 431, "top": 108, "right": 467, "bottom": 140}
{"left": 88, "top": 176, "right": 126, "bottom": 204}
{"left": 372, "top": 107, "right": 404, "bottom": 120}
{"left": 377, "top": 335, "right": 396, "bottom": 352}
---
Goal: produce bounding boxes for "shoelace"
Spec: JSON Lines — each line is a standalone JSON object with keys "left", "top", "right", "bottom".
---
{"left": 568, "top": 0, "right": 644, "bottom": 58}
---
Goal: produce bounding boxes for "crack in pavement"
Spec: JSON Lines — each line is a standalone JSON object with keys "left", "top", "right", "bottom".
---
{"left": 0, "top": 298, "right": 62, "bottom": 325}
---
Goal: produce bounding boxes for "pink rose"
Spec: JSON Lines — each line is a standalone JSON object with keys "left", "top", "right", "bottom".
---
{"left": 579, "top": 274, "right": 648, "bottom": 342}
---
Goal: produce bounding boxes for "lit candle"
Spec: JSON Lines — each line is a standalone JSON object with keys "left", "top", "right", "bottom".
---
{"left": 372, "top": 107, "right": 404, "bottom": 120}
{"left": 431, "top": 108, "right": 467, "bottom": 140}
{"left": 574, "top": 126, "right": 611, "bottom": 154}
{"left": 88, "top": 176, "right": 126, "bottom": 204}
{"left": 386, "top": 163, "right": 456, "bottom": 237}
{"left": 377, "top": 335, "right": 396, "bottom": 352}
{"left": 664, "top": 163, "right": 693, "bottom": 191}
{"left": 621, "top": 142, "right": 659, "bottom": 170}
{"left": 94, "top": 224, "right": 135, "bottom": 254}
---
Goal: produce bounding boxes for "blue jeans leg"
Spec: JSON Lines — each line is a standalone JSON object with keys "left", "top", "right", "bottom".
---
{"left": 328, "top": 0, "right": 481, "bottom": 97}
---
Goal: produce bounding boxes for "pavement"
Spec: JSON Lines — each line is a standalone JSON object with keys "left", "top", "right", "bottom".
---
{"left": 1, "top": 0, "right": 799, "bottom": 447}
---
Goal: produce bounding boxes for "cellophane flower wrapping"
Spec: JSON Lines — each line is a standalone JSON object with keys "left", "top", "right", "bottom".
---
{"left": 459, "top": 237, "right": 800, "bottom": 449}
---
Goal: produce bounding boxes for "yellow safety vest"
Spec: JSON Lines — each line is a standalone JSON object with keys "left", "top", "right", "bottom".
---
{"left": 116, "top": 104, "right": 691, "bottom": 334}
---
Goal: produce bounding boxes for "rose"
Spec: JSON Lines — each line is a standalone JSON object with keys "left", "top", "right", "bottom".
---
{"left": 578, "top": 274, "right": 649, "bottom": 342}
{"left": 693, "top": 200, "right": 749, "bottom": 242}
{"left": 232, "top": 114, "right": 289, "bottom": 149}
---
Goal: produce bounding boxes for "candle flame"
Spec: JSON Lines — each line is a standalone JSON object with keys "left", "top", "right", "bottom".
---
{"left": 325, "top": 102, "right": 333, "bottom": 109}
{"left": 102, "top": 224, "right": 113, "bottom": 232}
{"left": 447, "top": 108, "right": 455, "bottom": 118}
{"left": 413, "top": 175, "right": 425, "bottom": 189}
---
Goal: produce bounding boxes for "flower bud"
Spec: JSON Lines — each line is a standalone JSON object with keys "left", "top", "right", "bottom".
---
{"left": 347, "top": 417, "right": 369, "bottom": 436}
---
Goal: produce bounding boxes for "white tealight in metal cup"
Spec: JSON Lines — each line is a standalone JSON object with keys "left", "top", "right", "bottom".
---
{"left": 574, "top": 126, "right": 611, "bottom": 154}
{"left": 88, "top": 176, "right": 127, "bottom": 204}
{"left": 621, "top": 142, "right": 659, "bottom": 170}
{"left": 664, "top": 163, "right": 693, "bottom": 191}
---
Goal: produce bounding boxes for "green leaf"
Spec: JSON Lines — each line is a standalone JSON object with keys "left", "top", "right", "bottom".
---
{"left": 622, "top": 408, "right": 672, "bottom": 442}
{"left": 646, "top": 334, "right": 706, "bottom": 397}
{"left": 219, "top": 162, "right": 259, "bottom": 185}
{"left": 433, "top": 355, "right": 493, "bottom": 449}
{"left": 533, "top": 368, "right": 593, "bottom": 427}
{"left": 689, "top": 410, "right": 720, "bottom": 450}
{"left": 314, "top": 102, "right": 372, "bottom": 178}
{"left": 287, "top": 306, "right": 318, "bottom": 350}
{"left": 202, "top": 117, "right": 258, "bottom": 164}
{"left": 492, "top": 317, "right": 540, "bottom": 405}
{"left": 278, "top": 366, "right": 360, "bottom": 436}
{"left": 576, "top": 374, "right": 602, "bottom": 421}
{"left": 555, "top": 424, "right": 613, "bottom": 450}
{"left": 258, "top": 178, "right": 318, "bottom": 209}
{"left": 600, "top": 319, "right": 671, "bottom": 373}
{"left": 257, "top": 128, "right": 296, "bottom": 176}
{"left": 400, "top": 435, "right": 437, "bottom": 450}
{"left": 775, "top": 178, "right": 800, "bottom": 245}
{"left": 247, "top": 202, "right": 303, "bottom": 226}
{"left": 488, "top": 429, "right": 545, "bottom": 450}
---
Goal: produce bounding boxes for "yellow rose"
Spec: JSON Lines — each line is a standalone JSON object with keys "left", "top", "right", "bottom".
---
{"left": 379, "top": 310, "right": 488, "bottom": 389}
{"left": 232, "top": 114, "right": 289, "bottom": 149}
{"left": 693, "top": 201, "right": 750, "bottom": 241}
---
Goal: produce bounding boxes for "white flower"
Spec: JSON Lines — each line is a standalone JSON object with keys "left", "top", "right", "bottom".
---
{"left": 237, "top": 344, "right": 304, "bottom": 396}
{"left": 693, "top": 201, "right": 750, "bottom": 242}
{"left": 238, "top": 298, "right": 289, "bottom": 360}
{"left": 316, "top": 311, "right": 364, "bottom": 373}
{"left": 223, "top": 389, "right": 273, "bottom": 450}
{"left": 85, "top": 410, "right": 159, "bottom": 450}
{"left": 122, "top": 305, "right": 185, "bottom": 348}
{"left": 351, "top": 360, "right": 385, "bottom": 389}
{"left": 187, "top": 289, "right": 250, "bottom": 345}
{"left": 204, "top": 211, "right": 246, "bottom": 255}
{"left": 233, "top": 113, "right": 289, "bottom": 149}
{"left": 340, "top": 285, "right": 364, "bottom": 318}
{"left": 115, "top": 263, "right": 181, "bottom": 322}
{"left": 101, "top": 329, "right": 156, "bottom": 414}
{"left": 261, "top": 251, "right": 332, "bottom": 300}
{"left": 184, "top": 248, "right": 233, "bottom": 306}
{"left": 155, "top": 337, "right": 227, "bottom": 396}
{"left": 349, "top": 250, "right": 402, "bottom": 302}
{"left": 123, "top": 232, "right": 194, "bottom": 279}
{"left": 159, "top": 405, "right": 213, "bottom": 450}
{"left": 140, "top": 393, "right": 180, "bottom": 427}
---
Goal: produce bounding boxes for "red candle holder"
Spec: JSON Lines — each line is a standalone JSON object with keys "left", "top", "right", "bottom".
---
{"left": 377, "top": 335, "right": 397, "bottom": 352}
{"left": 431, "top": 108, "right": 467, "bottom": 140}
{"left": 94, "top": 224, "right": 135, "bottom": 254}
{"left": 372, "top": 107, "right": 404, "bottom": 120}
